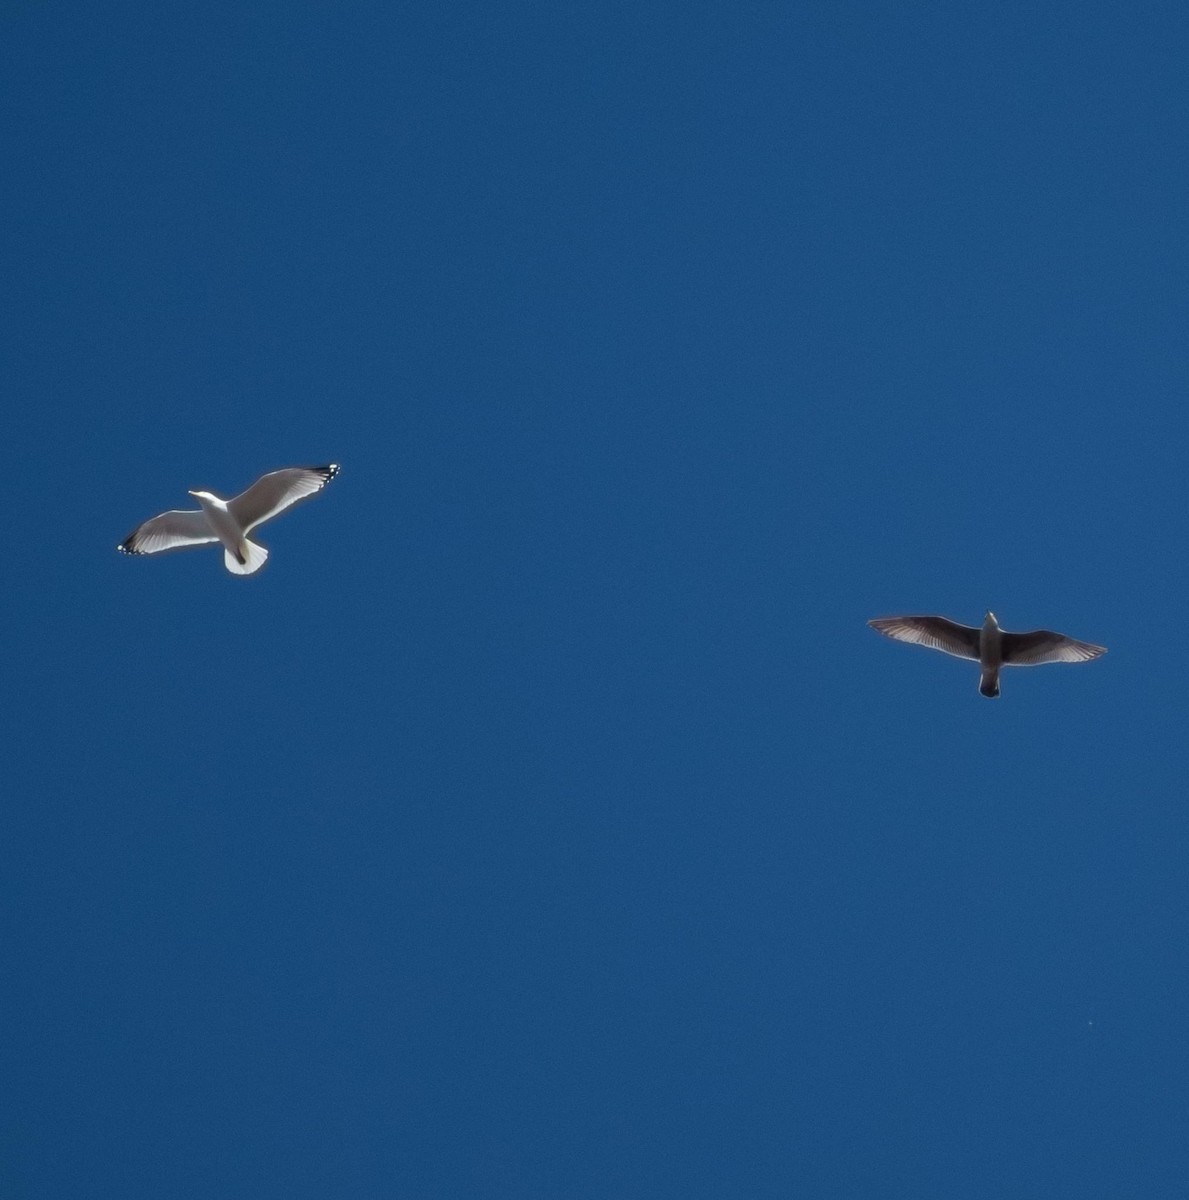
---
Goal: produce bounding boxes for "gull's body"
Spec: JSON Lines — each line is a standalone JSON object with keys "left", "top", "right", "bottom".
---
{"left": 119, "top": 465, "right": 340, "bottom": 575}
{"left": 868, "top": 611, "right": 1105, "bottom": 697}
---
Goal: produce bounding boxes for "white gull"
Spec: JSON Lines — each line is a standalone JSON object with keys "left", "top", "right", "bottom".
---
{"left": 119, "top": 464, "right": 340, "bottom": 575}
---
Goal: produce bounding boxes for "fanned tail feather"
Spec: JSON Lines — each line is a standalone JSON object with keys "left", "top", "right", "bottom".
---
{"left": 224, "top": 539, "right": 269, "bottom": 576}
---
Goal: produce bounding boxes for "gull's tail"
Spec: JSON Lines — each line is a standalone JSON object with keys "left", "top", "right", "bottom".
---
{"left": 224, "top": 539, "right": 269, "bottom": 576}
{"left": 980, "top": 668, "right": 1000, "bottom": 698}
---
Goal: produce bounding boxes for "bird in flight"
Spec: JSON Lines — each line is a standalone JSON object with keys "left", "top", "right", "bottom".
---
{"left": 868, "top": 611, "right": 1106, "bottom": 697}
{"left": 118, "top": 465, "right": 340, "bottom": 575}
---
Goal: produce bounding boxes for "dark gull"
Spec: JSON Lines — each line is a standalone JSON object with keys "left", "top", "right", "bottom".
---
{"left": 868, "top": 611, "right": 1106, "bottom": 697}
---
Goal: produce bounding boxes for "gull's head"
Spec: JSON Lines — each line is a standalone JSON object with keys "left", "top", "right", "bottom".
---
{"left": 188, "top": 489, "right": 215, "bottom": 502}
{"left": 984, "top": 610, "right": 999, "bottom": 627}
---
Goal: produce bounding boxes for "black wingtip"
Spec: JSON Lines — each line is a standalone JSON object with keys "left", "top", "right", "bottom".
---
{"left": 302, "top": 464, "right": 340, "bottom": 486}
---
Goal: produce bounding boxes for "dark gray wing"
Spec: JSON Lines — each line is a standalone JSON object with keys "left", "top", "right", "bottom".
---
{"left": 1000, "top": 629, "right": 1107, "bottom": 666}
{"left": 867, "top": 616, "right": 981, "bottom": 661}
{"left": 228, "top": 465, "right": 340, "bottom": 533}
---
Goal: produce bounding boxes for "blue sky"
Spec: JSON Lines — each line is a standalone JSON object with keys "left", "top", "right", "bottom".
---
{"left": 5, "top": 1, "right": 1189, "bottom": 1196}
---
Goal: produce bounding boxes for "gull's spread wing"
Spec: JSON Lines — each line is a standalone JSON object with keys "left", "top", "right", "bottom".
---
{"left": 1000, "top": 630, "right": 1106, "bottom": 666}
{"left": 868, "top": 616, "right": 981, "bottom": 661}
{"left": 118, "top": 509, "right": 217, "bottom": 556}
{"left": 228, "top": 465, "right": 340, "bottom": 533}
